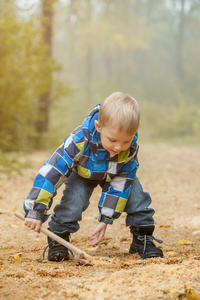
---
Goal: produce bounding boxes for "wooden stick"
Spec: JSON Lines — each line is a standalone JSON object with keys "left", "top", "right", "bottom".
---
{"left": 14, "top": 211, "right": 91, "bottom": 260}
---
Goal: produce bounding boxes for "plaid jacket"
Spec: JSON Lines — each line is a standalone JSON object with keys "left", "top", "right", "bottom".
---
{"left": 25, "top": 104, "right": 139, "bottom": 224}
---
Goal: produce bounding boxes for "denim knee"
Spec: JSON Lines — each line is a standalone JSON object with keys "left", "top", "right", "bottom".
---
{"left": 49, "top": 171, "right": 98, "bottom": 233}
{"left": 124, "top": 175, "right": 155, "bottom": 227}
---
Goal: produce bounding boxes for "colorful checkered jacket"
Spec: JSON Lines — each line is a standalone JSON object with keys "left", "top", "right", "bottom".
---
{"left": 24, "top": 104, "right": 139, "bottom": 224}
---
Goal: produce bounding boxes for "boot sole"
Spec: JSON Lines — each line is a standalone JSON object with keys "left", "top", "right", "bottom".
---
{"left": 139, "top": 252, "right": 163, "bottom": 259}
{"left": 48, "top": 253, "right": 69, "bottom": 261}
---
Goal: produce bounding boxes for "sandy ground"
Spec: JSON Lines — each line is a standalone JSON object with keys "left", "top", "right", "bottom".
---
{"left": 0, "top": 144, "right": 200, "bottom": 300}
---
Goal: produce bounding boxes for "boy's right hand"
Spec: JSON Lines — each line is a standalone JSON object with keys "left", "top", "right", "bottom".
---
{"left": 88, "top": 222, "right": 107, "bottom": 246}
{"left": 24, "top": 218, "right": 42, "bottom": 233}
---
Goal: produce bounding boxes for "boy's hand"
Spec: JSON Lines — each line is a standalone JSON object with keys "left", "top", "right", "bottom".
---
{"left": 88, "top": 222, "right": 107, "bottom": 246}
{"left": 24, "top": 218, "right": 42, "bottom": 233}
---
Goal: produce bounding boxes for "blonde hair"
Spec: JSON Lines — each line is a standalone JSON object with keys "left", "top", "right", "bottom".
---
{"left": 99, "top": 92, "right": 140, "bottom": 134}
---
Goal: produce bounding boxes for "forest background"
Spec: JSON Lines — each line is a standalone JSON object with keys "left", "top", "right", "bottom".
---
{"left": 1, "top": 0, "right": 200, "bottom": 156}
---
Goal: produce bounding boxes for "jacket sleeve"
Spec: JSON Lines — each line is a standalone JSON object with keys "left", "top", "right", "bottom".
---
{"left": 24, "top": 131, "right": 85, "bottom": 221}
{"left": 98, "top": 146, "right": 139, "bottom": 225}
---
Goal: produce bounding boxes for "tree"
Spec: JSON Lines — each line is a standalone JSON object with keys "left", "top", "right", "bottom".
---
{"left": 0, "top": 1, "right": 69, "bottom": 151}
{"left": 36, "top": 0, "right": 54, "bottom": 136}
{"left": 51, "top": 0, "right": 200, "bottom": 143}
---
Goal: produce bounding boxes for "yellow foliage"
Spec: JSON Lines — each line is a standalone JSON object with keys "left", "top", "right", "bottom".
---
{"left": 178, "top": 240, "right": 193, "bottom": 245}
{"left": 0, "top": 4, "right": 69, "bottom": 152}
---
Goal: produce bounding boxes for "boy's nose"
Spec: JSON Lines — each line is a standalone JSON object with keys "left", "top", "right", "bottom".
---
{"left": 114, "top": 143, "right": 122, "bottom": 151}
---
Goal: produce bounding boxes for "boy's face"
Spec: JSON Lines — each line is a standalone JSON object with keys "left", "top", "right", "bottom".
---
{"left": 94, "top": 120, "right": 135, "bottom": 156}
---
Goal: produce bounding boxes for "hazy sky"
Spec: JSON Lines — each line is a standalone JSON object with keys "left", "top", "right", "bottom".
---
{"left": 16, "top": 0, "right": 192, "bottom": 16}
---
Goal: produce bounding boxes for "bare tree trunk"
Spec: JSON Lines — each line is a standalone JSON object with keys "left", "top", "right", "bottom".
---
{"left": 66, "top": 0, "right": 93, "bottom": 105}
{"left": 175, "top": 0, "right": 185, "bottom": 80}
{"left": 36, "top": 0, "right": 53, "bottom": 135}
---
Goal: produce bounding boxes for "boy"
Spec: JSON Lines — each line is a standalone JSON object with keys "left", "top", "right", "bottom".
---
{"left": 24, "top": 92, "right": 163, "bottom": 260}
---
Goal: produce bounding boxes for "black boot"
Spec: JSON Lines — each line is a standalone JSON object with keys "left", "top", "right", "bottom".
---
{"left": 129, "top": 225, "right": 163, "bottom": 259}
{"left": 46, "top": 229, "right": 71, "bottom": 261}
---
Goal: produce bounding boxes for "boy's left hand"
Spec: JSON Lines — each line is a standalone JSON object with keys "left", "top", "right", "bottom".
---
{"left": 88, "top": 222, "right": 107, "bottom": 246}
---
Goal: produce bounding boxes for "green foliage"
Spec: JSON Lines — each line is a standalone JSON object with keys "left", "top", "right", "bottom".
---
{"left": 0, "top": 2, "right": 69, "bottom": 152}
{"left": 140, "top": 100, "right": 200, "bottom": 144}
{"left": 51, "top": 0, "right": 200, "bottom": 145}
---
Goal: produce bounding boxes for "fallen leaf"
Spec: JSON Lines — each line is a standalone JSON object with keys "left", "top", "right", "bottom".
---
{"left": 19, "top": 258, "right": 31, "bottom": 262}
{"left": 14, "top": 255, "right": 21, "bottom": 261}
{"left": 85, "top": 244, "right": 99, "bottom": 251}
{"left": 159, "top": 225, "right": 171, "bottom": 228}
{"left": 179, "top": 240, "right": 193, "bottom": 245}
{"left": 177, "top": 193, "right": 183, "bottom": 197}
{"left": 153, "top": 214, "right": 158, "bottom": 218}
{"left": 86, "top": 243, "right": 93, "bottom": 247}
{"left": 164, "top": 251, "right": 176, "bottom": 257}
{"left": 187, "top": 289, "right": 200, "bottom": 300}
{"left": 0, "top": 246, "right": 7, "bottom": 250}
{"left": 179, "top": 286, "right": 200, "bottom": 300}
{"left": 9, "top": 253, "right": 22, "bottom": 261}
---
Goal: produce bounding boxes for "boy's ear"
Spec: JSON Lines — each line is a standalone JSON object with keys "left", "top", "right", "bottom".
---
{"left": 94, "top": 120, "right": 101, "bottom": 133}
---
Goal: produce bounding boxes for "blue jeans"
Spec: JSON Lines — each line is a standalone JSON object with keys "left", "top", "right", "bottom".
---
{"left": 48, "top": 171, "right": 155, "bottom": 234}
